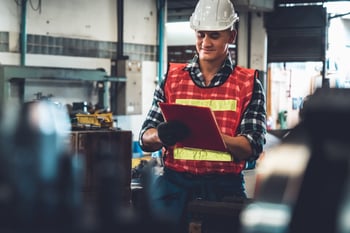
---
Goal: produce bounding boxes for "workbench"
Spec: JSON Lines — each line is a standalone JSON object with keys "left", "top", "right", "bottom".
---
{"left": 70, "top": 129, "right": 132, "bottom": 207}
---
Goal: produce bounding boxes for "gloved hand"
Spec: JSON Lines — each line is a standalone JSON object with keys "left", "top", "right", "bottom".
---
{"left": 157, "top": 121, "right": 190, "bottom": 146}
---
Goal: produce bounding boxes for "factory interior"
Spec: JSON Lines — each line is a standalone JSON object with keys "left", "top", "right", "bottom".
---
{"left": 1, "top": 0, "right": 350, "bottom": 232}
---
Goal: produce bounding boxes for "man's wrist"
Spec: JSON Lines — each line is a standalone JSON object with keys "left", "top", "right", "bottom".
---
{"left": 140, "top": 128, "right": 163, "bottom": 152}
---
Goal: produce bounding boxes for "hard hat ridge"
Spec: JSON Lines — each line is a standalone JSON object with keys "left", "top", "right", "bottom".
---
{"left": 190, "top": 0, "right": 239, "bottom": 31}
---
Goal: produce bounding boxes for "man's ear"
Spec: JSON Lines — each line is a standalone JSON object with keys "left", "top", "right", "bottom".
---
{"left": 229, "top": 29, "right": 237, "bottom": 43}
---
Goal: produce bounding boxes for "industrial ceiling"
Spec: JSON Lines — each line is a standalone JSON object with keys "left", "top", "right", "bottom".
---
{"left": 166, "top": 0, "right": 347, "bottom": 22}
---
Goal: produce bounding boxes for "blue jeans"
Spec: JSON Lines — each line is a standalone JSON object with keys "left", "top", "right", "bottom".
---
{"left": 148, "top": 167, "right": 246, "bottom": 232}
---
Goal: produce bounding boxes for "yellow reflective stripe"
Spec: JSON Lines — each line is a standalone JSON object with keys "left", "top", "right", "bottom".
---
{"left": 175, "top": 99, "right": 236, "bottom": 111}
{"left": 174, "top": 147, "right": 233, "bottom": 162}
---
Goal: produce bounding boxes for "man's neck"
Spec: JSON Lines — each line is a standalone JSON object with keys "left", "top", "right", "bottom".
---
{"left": 199, "top": 56, "right": 226, "bottom": 84}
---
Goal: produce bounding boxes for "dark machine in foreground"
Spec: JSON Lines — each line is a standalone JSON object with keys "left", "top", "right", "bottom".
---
{"left": 240, "top": 87, "right": 350, "bottom": 233}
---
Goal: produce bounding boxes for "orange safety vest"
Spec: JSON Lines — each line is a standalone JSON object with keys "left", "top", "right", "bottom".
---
{"left": 163, "top": 63, "right": 256, "bottom": 175}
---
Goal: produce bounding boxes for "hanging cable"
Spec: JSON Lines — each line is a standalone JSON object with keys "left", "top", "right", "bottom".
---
{"left": 29, "top": 0, "right": 41, "bottom": 13}
{"left": 14, "top": 0, "right": 42, "bottom": 13}
{"left": 14, "top": 0, "right": 23, "bottom": 6}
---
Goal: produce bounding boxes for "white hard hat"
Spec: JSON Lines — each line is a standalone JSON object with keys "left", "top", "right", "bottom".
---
{"left": 190, "top": 0, "right": 239, "bottom": 31}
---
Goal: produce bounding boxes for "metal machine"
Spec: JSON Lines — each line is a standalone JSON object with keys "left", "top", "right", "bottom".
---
{"left": 73, "top": 111, "right": 114, "bottom": 129}
{"left": 0, "top": 65, "right": 125, "bottom": 117}
{"left": 240, "top": 87, "right": 350, "bottom": 233}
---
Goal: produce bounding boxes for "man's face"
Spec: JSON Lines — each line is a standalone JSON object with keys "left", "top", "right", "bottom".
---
{"left": 195, "top": 29, "right": 236, "bottom": 62}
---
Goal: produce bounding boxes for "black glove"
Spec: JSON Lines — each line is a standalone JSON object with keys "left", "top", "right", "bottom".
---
{"left": 157, "top": 121, "right": 190, "bottom": 146}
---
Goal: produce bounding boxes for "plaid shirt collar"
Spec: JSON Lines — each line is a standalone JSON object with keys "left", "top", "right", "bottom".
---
{"left": 184, "top": 54, "right": 235, "bottom": 87}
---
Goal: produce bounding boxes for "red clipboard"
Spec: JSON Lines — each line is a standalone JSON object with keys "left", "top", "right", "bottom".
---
{"left": 159, "top": 103, "right": 227, "bottom": 152}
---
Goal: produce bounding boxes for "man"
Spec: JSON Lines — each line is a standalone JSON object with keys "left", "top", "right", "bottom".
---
{"left": 138, "top": 0, "right": 266, "bottom": 231}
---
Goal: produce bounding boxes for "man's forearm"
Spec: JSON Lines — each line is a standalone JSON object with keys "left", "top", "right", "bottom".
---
{"left": 221, "top": 134, "right": 253, "bottom": 161}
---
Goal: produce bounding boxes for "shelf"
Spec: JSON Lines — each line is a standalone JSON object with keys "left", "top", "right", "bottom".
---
{"left": 0, "top": 65, "right": 126, "bottom": 82}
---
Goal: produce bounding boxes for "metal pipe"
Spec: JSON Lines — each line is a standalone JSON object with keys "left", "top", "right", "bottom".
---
{"left": 20, "top": 0, "right": 28, "bottom": 66}
{"left": 322, "top": 9, "right": 329, "bottom": 88}
{"left": 117, "top": 0, "right": 128, "bottom": 60}
{"left": 117, "top": 0, "right": 123, "bottom": 59}
{"left": 157, "top": 0, "right": 166, "bottom": 82}
{"left": 247, "top": 12, "right": 252, "bottom": 68}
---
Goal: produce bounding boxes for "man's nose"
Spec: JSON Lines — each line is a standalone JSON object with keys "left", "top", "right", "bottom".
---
{"left": 202, "top": 35, "right": 211, "bottom": 45}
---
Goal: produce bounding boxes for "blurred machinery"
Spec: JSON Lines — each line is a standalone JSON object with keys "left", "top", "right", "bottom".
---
{"left": 0, "top": 64, "right": 145, "bottom": 131}
{"left": 72, "top": 111, "right": 114, "bottom": 130}
{"left": 240, "top": 87, "right": 350, "bottom": 233}
{"left": 0, "top": 100, "right": 82, "bottom": 232}
{"left": 0, "top": 64, "right": 126, "bottom": 118}
{"left": 0, "top": 64, "right": 177, "bottom": 233}
{"left": 0, "top": 100, "right": 178, "bottom": 233}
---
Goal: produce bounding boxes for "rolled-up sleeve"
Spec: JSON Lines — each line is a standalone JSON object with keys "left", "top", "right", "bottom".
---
{"left": 139, "top": 81, "right": 166, "bottom": 150}
{"left": 237, "top": 78, "right": 267, "bottom": 160}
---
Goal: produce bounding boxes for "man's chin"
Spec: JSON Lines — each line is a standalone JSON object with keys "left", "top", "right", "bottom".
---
{"left": 199, "top": 53, "right": 215, "bottom": 61}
